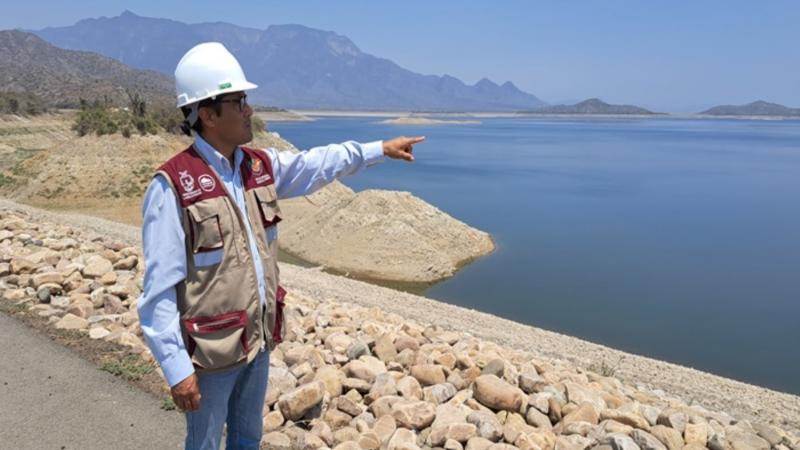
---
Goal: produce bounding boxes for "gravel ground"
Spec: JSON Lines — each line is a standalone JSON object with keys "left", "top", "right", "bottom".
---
{"left": 2, "top": 197, "right": 798, "bottom": 436}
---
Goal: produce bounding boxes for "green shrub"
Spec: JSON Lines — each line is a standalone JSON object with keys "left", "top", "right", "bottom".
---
{"left": 72, "top": 90, "right": 279, "bottom": 137}
{"left": 0, "top": 173, "right": 14, "bottom": 188}
{"left": 0, "top": 93, "right": 47, "bottom": 116}
{"left": 161, "top": 397, "right": 177, "bottom": 411}
{"left": 99, "top": 354, "right": 154, "bottom": 381}
{"left": 73, "top": 92, "right": 182, "bottom": 137}
{"left": 251, "top": 115, "right": 266, "bottom": 134}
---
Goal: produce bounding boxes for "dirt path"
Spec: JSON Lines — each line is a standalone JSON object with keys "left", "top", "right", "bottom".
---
{"left": 0, "top": 310, "right": 185, "bottom": 449}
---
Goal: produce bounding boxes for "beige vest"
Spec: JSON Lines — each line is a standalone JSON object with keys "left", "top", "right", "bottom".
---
{"left": 155, "top": 144, "right": 286, "bottom": 375}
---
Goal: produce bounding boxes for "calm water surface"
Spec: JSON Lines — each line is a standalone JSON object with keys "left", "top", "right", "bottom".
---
{"left": 270, "top": 117, "right": 800, "bottom": 394}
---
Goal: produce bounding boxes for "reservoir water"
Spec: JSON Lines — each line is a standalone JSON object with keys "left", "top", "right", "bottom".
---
{"left": 270, "top": 116, "right": 800, "bottom": 395}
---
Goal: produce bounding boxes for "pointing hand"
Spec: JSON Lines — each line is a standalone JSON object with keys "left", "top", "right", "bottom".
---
{"left": 383, "top": 136, "right": 425, "bottom": 162}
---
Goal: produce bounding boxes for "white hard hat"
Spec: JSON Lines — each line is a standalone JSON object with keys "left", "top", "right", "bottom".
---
{"left": 174, "top": 42, "right": 257, "bottom": 109}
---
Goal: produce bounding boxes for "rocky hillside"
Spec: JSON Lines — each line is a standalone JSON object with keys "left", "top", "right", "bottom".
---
{"left": 699, "top": 101, "right": 800, "bottom": 117}
{"left": 0, "top": 30, "right": 173, "bottom": 108}
{"left": 1, "top": 206, "right": 798, "bottom": 450}
{"left": 0, "top": 113, "right": 75, "bottom": 190}
{"left": 0, "top": 112, "right": 493, "bottom": 283}
{"left": 0, "top": 112, "right": 74, "bottom": 154}
{"left": 33, "top": 11, "right": 545, "bottom": 111}
{"left": 526, "top": 99, "right": 659, "bottom": 115}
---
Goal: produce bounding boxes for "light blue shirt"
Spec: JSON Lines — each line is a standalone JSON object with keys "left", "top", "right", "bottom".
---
{"left": 137, "top": 134, "right": 384, "bottom": 387}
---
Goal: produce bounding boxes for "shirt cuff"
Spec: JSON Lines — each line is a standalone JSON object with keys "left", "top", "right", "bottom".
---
{"left": 160, "top": 350, "right": 195, "bottom": 388}
{"left": 362, "top": 140, "right": 385, "bottom": 167}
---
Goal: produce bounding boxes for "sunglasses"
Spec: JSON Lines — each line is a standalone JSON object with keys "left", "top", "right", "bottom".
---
{"left": 218, "top": 94, "right": 249, "bottom": 112}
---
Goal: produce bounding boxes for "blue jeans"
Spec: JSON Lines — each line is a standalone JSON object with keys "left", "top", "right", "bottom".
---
{"left": 184, "top": 348, "right": 270, "bottom": 450}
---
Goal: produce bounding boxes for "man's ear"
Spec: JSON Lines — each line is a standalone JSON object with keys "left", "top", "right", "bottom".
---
{"left": 198, "top": 106, "right": 217, "bottom": 130}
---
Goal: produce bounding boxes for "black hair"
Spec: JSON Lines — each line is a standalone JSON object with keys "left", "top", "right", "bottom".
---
{"left": 180, "top": 96, "right": 223, "bottom": 136}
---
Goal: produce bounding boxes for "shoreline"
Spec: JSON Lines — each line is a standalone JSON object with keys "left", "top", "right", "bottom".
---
{"left": 379, "top": 117, "right": 481, "bottom": 125}
{"left": 254, "top": 110, "right": 314, "bottom": 122}
{"left": 2, "top": 197, "right": 797, "bottom": 435}
{"left": 0, "top": 113, "right": 496, "bottom": 284}
{"left": 290, "top": 109, "right": 800, "bottom": 121}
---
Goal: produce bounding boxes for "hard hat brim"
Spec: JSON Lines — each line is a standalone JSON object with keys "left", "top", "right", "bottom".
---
{"left": 176, "top": 81, "right": 259, "bottom": 108}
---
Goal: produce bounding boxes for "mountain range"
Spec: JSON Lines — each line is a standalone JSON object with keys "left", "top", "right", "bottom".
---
{"left": 3, "top": 11, "right": 796, "bottom": 115}
{"left": 32, "top": 10, "right": 546, "bottom": 111}
{"left": 0, "top": 30, "right": 173, "bottom": 108}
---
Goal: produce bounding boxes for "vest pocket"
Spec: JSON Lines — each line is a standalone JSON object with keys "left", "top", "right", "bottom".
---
{"left": 254, "top": 184, "right": 282, "bottom": 227}
{"left": 192, "top": 249, "right": 223, "bottom": 267}
{"left": 184, "top": 310, "right": 250, "bottom": 369}
{"left": 187, "top": 206, "right": 224, "bottom": 254}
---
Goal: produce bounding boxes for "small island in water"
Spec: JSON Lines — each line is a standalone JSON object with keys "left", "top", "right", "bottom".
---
{"left": 521, "top": 98, "right": 662, "bottom": 116}
{"left": 699, "top": 100, "right": 800, "bottom": 118}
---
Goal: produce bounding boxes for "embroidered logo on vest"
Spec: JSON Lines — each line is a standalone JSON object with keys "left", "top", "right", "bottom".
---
{"left": 255, "top": 172, "right": 272, "bottom": 184}
{"left": 179, "top": 170, "right": 203, "bottom": 201}
{"left": 248, "top": 157, "right": 272, "bottom": 184}
{"left": 198, "top": 174, "right": 216, "bottom": 192}
{"left": 251, "top": 158, "right": 262, "bottom": 174}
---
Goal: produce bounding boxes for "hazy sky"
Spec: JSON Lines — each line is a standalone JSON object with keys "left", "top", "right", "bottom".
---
{"left": 3, "top": 1, "right": 799, "bottom": 111}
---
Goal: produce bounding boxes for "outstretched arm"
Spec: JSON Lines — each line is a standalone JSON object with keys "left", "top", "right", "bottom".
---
{"left": 270, "top": 136, "right": 425, "bottom": 199}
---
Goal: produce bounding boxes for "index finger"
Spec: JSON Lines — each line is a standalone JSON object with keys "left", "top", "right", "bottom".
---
{"left": 405, "top": 136, "right": 425, "bottom": 144}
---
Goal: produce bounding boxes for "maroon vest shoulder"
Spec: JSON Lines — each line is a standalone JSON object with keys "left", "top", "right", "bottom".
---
{"left": 158, "top": 146, "right": 227, "bottom": 208}
{"left": 240, "top": 147, "right": 282, "bottom": 228}
{"left": 239, "top": 147, "right": 277, "bottom": 191}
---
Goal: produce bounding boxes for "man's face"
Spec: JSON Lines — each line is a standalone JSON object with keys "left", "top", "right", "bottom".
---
{"left": 203, "top": 91, "right": 254, "bottom": 145}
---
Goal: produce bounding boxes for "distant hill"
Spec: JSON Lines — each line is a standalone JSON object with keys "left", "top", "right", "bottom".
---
{"left": 0, "top": 30, "right": 173, "bottom": 108}
{"left": 700, "top": 100, "right": 800, "bottom": 117}
{"left": 524, "top": 98, "right": 659, "bottom": 115}
{"left": 33, "top": 10, "right": 546, "bottom": 112}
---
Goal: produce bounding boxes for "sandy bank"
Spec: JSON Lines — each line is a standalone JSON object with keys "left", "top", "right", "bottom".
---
{"left": 255, "top": 110, "right": 314, "bottom": 122}
{"left": 380, "top": 117, "right": 481, "bottom": 125}
{"left": 0, "top": 113, "right": 494, "bottom": 283}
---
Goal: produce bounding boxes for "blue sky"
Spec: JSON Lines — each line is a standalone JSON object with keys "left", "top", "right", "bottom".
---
{"left": 3, "top": 1, "right": 799, "bottom": 111}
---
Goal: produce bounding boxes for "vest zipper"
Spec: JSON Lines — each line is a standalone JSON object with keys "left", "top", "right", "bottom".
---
{"left": 192, "top": 316, "right": 239, "bottom": 333}
{"left": 261, "top": 302, "right": 269, "bottom": 351}
{"left": 191, "top": 145, "right": 270, "bottom": 354}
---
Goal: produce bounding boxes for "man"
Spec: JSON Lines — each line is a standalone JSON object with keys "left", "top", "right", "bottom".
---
{"left": 136, "top": 42, "right": 424, "bottom": 450}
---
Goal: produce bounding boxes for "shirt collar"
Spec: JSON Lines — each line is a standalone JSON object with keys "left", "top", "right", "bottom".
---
{"left": 193, "top": 133, "right": 243, "bottom": 176}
